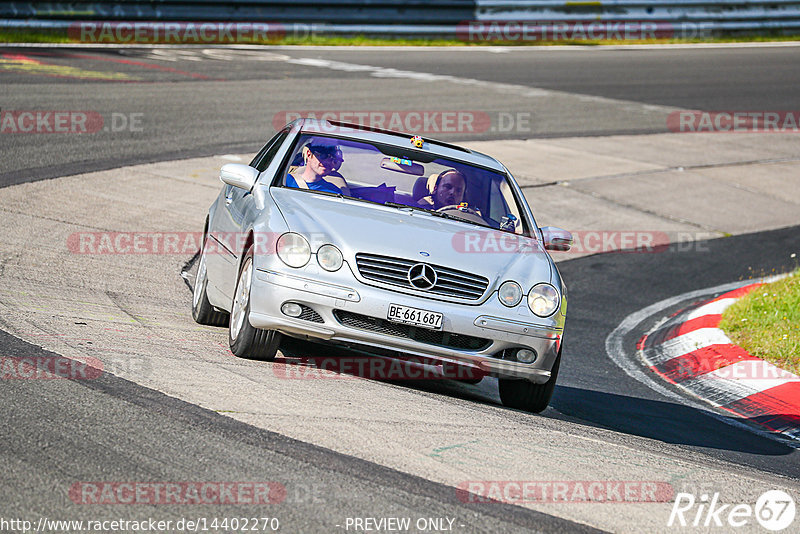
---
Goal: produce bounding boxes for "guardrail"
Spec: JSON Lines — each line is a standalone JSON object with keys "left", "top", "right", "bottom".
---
{"left": 0, "top": 1, "right": 476, "bottom": 23}
{"left": 1, "top": 1, "right": 799, "bottom": 38}
{"left": 475, "top": 0, "right": 800, "bottom": 22}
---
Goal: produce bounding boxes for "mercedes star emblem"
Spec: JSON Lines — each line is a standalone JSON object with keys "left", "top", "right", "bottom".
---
{"left": 408, "top": 263, "right": 437, "bottom": 290}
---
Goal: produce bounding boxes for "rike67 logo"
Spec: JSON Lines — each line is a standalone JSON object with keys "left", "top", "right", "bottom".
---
{"left": 668, "top": 490, "right": 795, "bottom": 531}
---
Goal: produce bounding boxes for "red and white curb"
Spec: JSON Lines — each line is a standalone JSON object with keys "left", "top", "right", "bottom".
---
{"left": 638, "top": 283, "right": 800, "bottom": 439}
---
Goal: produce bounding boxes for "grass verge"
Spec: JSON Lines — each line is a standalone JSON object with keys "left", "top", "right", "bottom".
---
{"left": 719, "top": 269, "right": 800, "bottom": 375}
{"left": 0, "top": 29, "right": 72, "bottom": 43}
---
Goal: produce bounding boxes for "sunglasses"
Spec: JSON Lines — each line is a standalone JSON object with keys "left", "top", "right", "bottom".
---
{"left": 308, "top": 147, "right": 340, "bottom": 163}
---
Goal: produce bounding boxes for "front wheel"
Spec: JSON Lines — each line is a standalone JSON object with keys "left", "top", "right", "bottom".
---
{"left": 229, "top": 247, "right": 282, "bottom": 361}
{"left": 498, "top": 348, "right": 561, "bottom": 413}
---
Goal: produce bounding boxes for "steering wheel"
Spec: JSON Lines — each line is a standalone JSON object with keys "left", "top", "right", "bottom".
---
{"left": 436, "top": 204, "right": 480, "bottom": 216}
{"left": 435, "top": 204, "right": 486, "bottom": 225}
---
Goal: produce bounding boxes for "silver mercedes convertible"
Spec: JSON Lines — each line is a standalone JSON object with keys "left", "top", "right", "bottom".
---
{"left": 192, "top": 119, "right": 572, "bottom": 413}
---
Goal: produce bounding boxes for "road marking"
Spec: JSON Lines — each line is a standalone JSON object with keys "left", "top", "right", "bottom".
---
{"left": 643, "top": 328, "right": 732, "bottom": 366}
{"left": 0, "top": 52, "right": 138, "bottom": 81}
{"left": 63, "top": 52, "right": 215, "bottom": 79}
{"left": 605, "top": 275, "right": 799, "bottom": 447}
{"left": 283, "top": 56, "right": 675, "bottom": 112}
{"left": 637, "top": 280, "right": 800, "bottom": 440}
{"left": 685, "top": 297, "right": 737, "bottom": 321}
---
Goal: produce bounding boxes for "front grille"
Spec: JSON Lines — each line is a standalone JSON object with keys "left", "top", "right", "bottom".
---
{"left": 298, "top": 304, "right": 324, "bottom": 323}
{"left": 333, "top": 310, "right": 490, "bottom": 351}
{"left": 355, "top": 253, "right": 489, "bottom": 300}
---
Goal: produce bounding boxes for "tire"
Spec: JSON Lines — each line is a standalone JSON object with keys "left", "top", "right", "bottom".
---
{"left": 229, "top": 246, "right": 282, "bottom": 361}
{"left": 498, "top": 348, "right": 561, "bottom": 413}
{"left": 192, "top": 238, "right": 229, "bottom": 327}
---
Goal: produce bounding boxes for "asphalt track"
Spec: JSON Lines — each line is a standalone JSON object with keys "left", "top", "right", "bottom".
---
{"left": 1, "top": 44, "right": 800, "bottom": 533}
{"left": 3, "top": 43, "right": 800, "bottom": 185}
{"left": 1, "top": 330, "right": 598, "bottom": 534}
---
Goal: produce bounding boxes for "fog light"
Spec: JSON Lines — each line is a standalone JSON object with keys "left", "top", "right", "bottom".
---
{"left": 281, "top": 302, "right": 303, "bottom": 317}
{"left": 516, "top": 349, "right": 537, "bottom": 364}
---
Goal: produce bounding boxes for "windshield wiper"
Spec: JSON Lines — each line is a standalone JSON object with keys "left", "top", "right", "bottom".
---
{"left": 313, "top": 190, "right": 344, "bottom": 199}
{"left": 383, "top": 202, "right": 429, "bottom": 213}
{"left": 383, "top": 202, "right": 454, "bottom": 220}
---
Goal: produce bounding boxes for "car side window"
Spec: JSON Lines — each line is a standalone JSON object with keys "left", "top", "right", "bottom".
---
{"left": 251, "top": 129, "right": 290, "bottom": 172}
{"left": 491, "top": 178, "right": 526, "bottom": 235}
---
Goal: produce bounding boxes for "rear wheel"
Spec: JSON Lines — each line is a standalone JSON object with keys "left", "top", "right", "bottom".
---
{"left": 498, "top": 348, "right": 561, "bottom": 413}
{"left": 192, "top": 238, "right": 229, "bottom": 327}
{"left": 229, "top": 247, "right": 282, "bottom": 361}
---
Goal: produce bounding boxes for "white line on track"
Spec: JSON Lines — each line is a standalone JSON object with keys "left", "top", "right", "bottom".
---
{"left": 684, "top": 360, "right": 799, "bottom": 405}
{"left": 0, "top": 42, "right": 672, "bottom": 110}
{"left": 643, "top": 328, "right": 732, "bottom": 366}
{"left": 685, "top": 297, "right": 738, "bottom": 320}
{"left": 281, "top": 56, "right": 674, "bottom": 111}
{"left": 5, "top": 42, "right": 786, "bottom": 115}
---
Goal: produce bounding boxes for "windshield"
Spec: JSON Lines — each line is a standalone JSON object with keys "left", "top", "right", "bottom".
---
{"left": 277, "top": 134, "right": 527, "bottom": 235}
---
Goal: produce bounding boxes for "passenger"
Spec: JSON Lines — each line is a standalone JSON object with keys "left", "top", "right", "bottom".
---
{"left": 286, "top": 141, "right": 345, "bottom": 194}
{"left": 319, "top": 145, "right": 349, "bottom": 195}
{"left": 418, "top": 169, "right": 467, "bottom": 210}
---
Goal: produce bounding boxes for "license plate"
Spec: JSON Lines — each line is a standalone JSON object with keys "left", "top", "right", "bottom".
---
{"left": 387, "top": 304, "right": 443, "bottom": 330}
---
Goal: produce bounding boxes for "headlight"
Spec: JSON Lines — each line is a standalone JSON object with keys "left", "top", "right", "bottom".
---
{"left": 527, "top": 283, "right": 560, "bottom": 317}
{"left": 498, "top": 281, "right": 522, "bottom": 307}
{"left": 276, "top": 232, "right": 311, "bottom": 268}
{"left": 317, "top": 244, "right": 343, "bottom": 271}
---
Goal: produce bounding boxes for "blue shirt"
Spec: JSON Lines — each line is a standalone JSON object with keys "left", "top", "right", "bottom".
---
{"left": 286, "top": 174, "right": 342, "bottom": 195}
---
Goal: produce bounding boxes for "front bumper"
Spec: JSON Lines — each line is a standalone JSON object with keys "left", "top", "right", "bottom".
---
{"left": 249, "top": 266, "right": 563, "bottom": 383}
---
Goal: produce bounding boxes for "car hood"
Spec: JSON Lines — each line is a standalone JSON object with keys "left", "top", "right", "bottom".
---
{"left": 270, "top": 188, "right": 552, "bottom": 286}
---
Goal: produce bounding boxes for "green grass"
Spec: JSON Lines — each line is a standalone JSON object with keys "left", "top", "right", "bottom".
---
{"left": 0, "top": 29, "right": 73, "bottom": 43}
{"left": 2, "top": 28, "right": 800, "bottom": 46}
{"left": 719, "top": 269, "right": 800, "bottom": 375}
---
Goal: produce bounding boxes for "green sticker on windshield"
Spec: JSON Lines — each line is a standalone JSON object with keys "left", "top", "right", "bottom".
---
{"left": 391, "top": 156, "right": 413, "bottom": 166}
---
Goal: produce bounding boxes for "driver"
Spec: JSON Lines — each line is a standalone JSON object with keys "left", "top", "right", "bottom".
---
{"left": 286, "top": 140, "right": 345, "bottom": 194}
{"left": 418, "top": 169, "right": 467, "bottom": 210}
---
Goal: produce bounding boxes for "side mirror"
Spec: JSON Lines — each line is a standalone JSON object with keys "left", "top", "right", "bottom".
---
{"left": 540, "top": 226, "right": 573, "bottom": 252}
{"left": 220, "top": 163, "right": 259, "bottom": 191}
